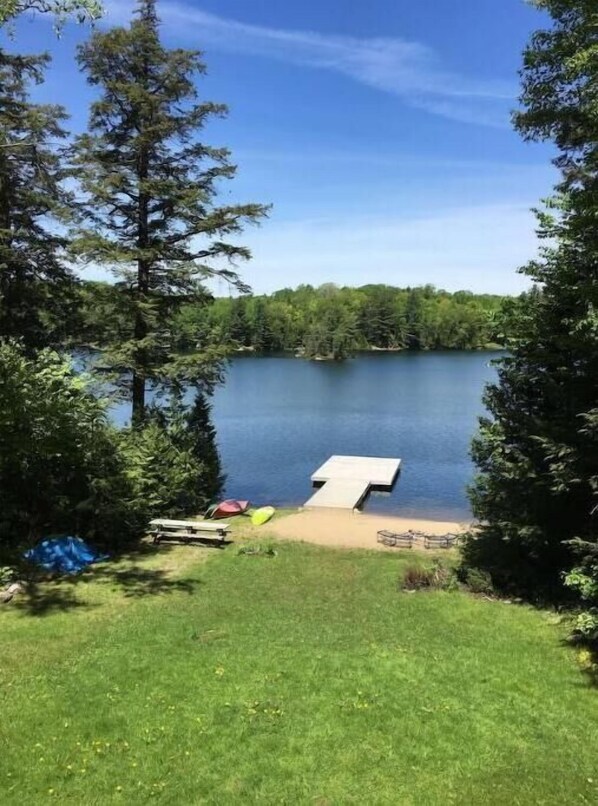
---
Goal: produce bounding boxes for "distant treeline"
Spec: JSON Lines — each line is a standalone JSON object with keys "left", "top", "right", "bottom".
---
{"left": 76, "top": 282, "right": 509, "bottom": 359}
{"left": 179, "top": 283, "right": 508, "bottom": 357}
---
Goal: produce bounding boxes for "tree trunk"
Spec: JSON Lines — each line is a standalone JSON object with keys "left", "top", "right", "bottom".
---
{"left": 132, "top": 135, "right": 150, "bottom": 424}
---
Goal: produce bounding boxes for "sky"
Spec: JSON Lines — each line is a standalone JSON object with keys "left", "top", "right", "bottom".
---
{"left": 8, "top": 0, "right": 556, "bottom": 295}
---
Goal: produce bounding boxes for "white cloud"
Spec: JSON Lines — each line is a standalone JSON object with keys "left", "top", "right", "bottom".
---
{"left": 101, "top": 1, "right": 514, "bottom": 127}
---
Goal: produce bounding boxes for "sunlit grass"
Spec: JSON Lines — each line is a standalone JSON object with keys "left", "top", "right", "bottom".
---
{"left": 1, "top": 538, "right": 597, "bottom": 804}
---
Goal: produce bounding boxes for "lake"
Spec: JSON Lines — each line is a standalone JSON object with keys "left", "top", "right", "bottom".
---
{"left": 204, "top": 352, "right": 500, "bottom": 521}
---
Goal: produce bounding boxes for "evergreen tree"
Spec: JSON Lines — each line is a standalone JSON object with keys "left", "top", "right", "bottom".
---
{"left": 186, "top": 392, "right": 223, "bottom": 504}
{"left": 72, "top": 0, "right": 268, "bottom": 424}
{"left": 463, "top": 0, "right": 598, "bottom": 599}
{"left": 247, "top": 297, "right": 273, "bottom": 352}
{"left": 0, "top": 49, "right": 75, "bottom": 350}
{"left": 404, "top": 289, "right": 425, "bottom": 350}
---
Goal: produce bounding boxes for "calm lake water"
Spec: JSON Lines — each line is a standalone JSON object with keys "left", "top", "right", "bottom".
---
{"left": 203, "top": 352, "right": 500, "bottom": 521}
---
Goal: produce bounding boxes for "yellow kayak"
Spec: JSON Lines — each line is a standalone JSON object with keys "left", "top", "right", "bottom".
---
{"left": 251, "top": 506, "right": 275, "bottom": 526}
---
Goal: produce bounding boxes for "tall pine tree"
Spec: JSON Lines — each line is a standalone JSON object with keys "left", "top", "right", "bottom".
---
{"left": 464, "top": 0, "right": 598, "bottom": 600}
{"left": 72, "top": 0, "right": 268, "bottom": 423}
{"left": 0, "top": 50, "right": 75, "bottom": 349}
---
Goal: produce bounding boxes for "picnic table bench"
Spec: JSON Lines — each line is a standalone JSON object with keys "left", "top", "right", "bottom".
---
{"left": 149, "top": 519, "right": 231, "bottom": 546}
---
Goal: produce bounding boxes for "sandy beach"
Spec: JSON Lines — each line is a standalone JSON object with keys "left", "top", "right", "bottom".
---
{"left": 267, "top": 508, "right": 468, "bottom": 551}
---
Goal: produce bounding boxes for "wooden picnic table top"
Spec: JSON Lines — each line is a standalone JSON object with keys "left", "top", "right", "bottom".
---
{"left": 149, "top": 519, "right": 230, "bottom": 531}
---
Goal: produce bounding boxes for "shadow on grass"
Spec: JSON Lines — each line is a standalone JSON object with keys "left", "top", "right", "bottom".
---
{"left": 12, "top": 541, "right": 207, "bottom": 616}
{"left": 14, "top": 584, "right": 90, "bottom": 616}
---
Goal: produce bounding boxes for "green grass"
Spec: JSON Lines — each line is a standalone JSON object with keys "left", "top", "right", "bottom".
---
{"left": 1, "top": 538, "right": 597, "bottom": 805}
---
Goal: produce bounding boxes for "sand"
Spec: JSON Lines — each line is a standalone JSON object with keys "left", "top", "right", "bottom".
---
{"left": 267, "top": 508, "right": 468, "bottom": 552}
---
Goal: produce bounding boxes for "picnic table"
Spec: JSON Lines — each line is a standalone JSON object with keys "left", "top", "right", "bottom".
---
{"left": 149, "top": 518, "right": 231, "bottom": 546}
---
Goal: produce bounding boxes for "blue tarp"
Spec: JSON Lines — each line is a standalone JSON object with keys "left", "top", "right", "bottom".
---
{"left": 24, "top": 536, "right": 108, "bottom": 575}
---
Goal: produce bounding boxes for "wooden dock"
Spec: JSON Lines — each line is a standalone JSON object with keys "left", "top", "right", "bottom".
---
{"left": 305, "top": 455, "right": 401, "bottom": 511}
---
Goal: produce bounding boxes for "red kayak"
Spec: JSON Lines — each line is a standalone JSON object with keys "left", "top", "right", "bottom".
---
{"left": 205, "top": 499, "right": 250, "bottom": 520}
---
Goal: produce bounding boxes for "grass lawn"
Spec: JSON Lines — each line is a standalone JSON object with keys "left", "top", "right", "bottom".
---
{"left": 1, "top": 535, "right": 597, "bottom": 804}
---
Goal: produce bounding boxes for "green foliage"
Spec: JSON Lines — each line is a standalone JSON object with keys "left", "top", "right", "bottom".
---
{"left": 565, "top": 543, "right": 598, "bottom": 645}
{"left": 401, "top": 559, "right": 456, "bottom": 591}
{"left": 120, "top": 395, "right": 223, "bottom": 519}
{"left": 464, "top": 0, "right": 598, "bottom": 601}
{"left": 185, "top": 392, "right": 224, "bottom": 503}
{"left": 0, "top": 0, "right": 102, "bottom": 25}
{"left": 0, "top": 48, "right": 76, "bottom": 350}
{"left": 402, "top": 565, "right": 434, "bottom": 590}
{"left": 0, "top": 344, "right": 223, "bottom": 560}
{"left": 462, "top": 567, "right": 495, "bottom": 596}
{"left": 71, "top": 0, "right": 268, "bottom": 422}
{"left": 163, "top": 283, "right": 506, "bottom": 359}
{"left": 0, "top": 342, "right": 134, "bottom": 557}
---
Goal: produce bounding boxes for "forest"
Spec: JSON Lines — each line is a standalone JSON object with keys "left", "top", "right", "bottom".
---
{"left": 77, "top": 281, "right": 508, "bottom": 359}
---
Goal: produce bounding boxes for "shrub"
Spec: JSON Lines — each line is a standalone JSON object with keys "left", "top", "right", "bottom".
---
{"left": 0, "top": 344, "right": 226, "bottom": 561}
{"left": 0, "top": 343, "right": 138, "bottom": 558}
{"left": 462, "top": 567, "right": 495, "bottom": 596}
{"left": 119, "top": 396, "right": 224, "bottom": 522}
{"left": 430, "top": 558, "right": 459, "bottom": 591}
{"left": 402, "top": 566, "right": 433, "bottom": 591}
{"left": 402, "top": 560, "right": 458, "bottom": 592}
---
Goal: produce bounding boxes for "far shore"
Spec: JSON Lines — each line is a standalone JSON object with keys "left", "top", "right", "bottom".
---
{"left": 265, "top": 508, "right": 469, "bottom": 552}
{"left": 233, "top": 344, "right": 505, "bottom": 358}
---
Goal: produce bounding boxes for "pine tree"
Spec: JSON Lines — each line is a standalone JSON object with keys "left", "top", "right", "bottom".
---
{"left": 463, "top": 0, "right": 598, "bottom": 599}
{"left": 0, "top": 49, "right": 75, "bottom": 350}
{"left": 72, "top": 0, "right": 268, "bottom": 424}
{"left": 186, "top": 392, "right": 224, "bottom": 504}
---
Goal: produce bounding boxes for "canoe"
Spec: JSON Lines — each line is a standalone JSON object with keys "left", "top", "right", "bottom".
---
{"left": 205, "top": 499, "right": 250, "bottom": 520}
{"left": 251, "top": 506, "right": 275, "bottom": 526}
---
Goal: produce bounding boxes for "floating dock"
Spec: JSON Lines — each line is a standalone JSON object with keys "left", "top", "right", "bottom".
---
{"left": 304, "top": 455, "right": 401, "bottom": 511}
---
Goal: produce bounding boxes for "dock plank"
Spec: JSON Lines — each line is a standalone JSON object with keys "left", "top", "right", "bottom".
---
{"left": 311, "top": 455, "right": 401, "bottom": 487}
{"left": 304, "top": 479, "right": 371, "bottom": 510}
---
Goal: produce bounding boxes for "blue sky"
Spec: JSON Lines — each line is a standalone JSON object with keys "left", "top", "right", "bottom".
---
{"left": 10, "top": 0, "right": 555, "bottom": 295}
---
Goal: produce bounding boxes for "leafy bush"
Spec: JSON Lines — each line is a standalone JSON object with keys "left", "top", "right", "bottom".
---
{"left": 565, "top": 560, "right": 598, "bottom": 647}
{"left": 402, "top": 566, "right": 433, "bottom": 591}
{"left": 0, "top": 344, "right": 226, "bottom": 561}
{"left": 0, "top": 342, "right": 137, "bottom": 558}
{"left": 430, "top": 558, "right": 459, "bottom": 591}
{"left": 462, "top": 567, "right": 495, "bottom": 596}
{"left": 120, "top": 395, "right": 224, "bottom": 521}
{"left": 401, "top": 559, "right": 458, "bottom": 592}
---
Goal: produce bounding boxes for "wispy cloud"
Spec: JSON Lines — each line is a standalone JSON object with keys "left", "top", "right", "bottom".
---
{"left": 102, "top": 1, "right": 514, "bottom": 127}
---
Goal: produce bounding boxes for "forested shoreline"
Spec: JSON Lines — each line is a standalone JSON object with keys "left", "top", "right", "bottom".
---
{"left": 77, "top": 281, "right": 509, "bottom": 359}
